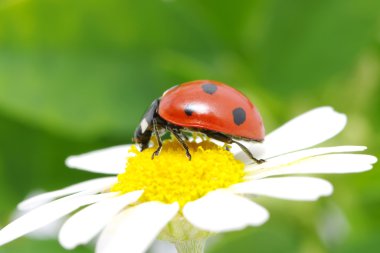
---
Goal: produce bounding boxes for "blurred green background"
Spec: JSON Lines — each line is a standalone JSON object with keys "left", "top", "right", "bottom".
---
{"left": 0, "top": 0, "right": 379, "bottom": 252}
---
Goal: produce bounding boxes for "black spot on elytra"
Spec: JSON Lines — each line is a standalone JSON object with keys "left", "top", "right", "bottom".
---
{"left": 232, "top": 107, "right": 246, "bottom": 126}
{"left": 184, "top": 104, "right": 194, "bottom": 116}
{"left": 202, "top": 83, "right": 217, "bottom": 95}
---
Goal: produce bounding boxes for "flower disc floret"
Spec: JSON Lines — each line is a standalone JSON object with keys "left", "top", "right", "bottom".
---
{"left": 112, "top": 140, "right": 245, "bottom": 207}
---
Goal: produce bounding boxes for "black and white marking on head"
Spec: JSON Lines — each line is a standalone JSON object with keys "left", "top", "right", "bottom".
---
{"left": 232, "top": 107, "right": 246, "bottom": 126}
{"left": 140, "top": 118, "right": 149, "bottom": 133}
{"left": 184, "top": 104, "right": 194, "bottom": 116}
{"left": 202, "top": 83, "right": 218, "bottom": 95}
{"left": 134, "top": 99, "right": 160, "bottom": 143}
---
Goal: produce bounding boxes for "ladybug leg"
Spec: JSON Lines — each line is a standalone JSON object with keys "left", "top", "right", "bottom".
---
{"left": 231, "top": 140, "right": 265, "bottom": 164}
{"left": 151, "top": 118, "right": 163, "bottom": 159}
{"left": 203, "top": 131, "right": 265, "bottom": 164}
{"left": 172, "top": 128, "right": 189, "bottom": 141}
{"left": 167, "top": 126, "right": 192, "bottom": 161}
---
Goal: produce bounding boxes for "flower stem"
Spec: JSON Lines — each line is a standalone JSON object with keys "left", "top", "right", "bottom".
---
{"left": 174, "top": 239, "right": 206, "bottom": 253}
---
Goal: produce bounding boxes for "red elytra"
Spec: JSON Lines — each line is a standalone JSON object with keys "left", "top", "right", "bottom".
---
{"left": 133, "top": 80, "right": 265, "bottom": 162}
{"left": 158, "top": 80, "right": 265, "bottom": 141}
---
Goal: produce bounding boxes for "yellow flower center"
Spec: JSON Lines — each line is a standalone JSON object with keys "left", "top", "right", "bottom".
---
{"left": 111, "top": 139, "right": 245, "bottom": 207}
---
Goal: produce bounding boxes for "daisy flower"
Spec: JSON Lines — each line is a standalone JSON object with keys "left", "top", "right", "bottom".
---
{"left": 0, "top": 107, "right": 376, "bottom": 253}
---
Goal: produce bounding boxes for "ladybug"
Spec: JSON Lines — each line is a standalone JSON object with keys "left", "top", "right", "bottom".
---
{"left": 133, "top": 80, "right": 265, "bottom": 163}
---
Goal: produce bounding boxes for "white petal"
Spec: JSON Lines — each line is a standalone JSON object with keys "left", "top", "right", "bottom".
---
{"left": 10, "top": 208, "right": 65, "bottom": 240}
{"left": 245, "top": 146, "right": 366, "bottom": 172}
{"left": 248, "top": 154, "right": 377, "bottom": 180}
{"left": 150, "top": 240, "right": 177, "bottom": 253}
{"left": 18, "top": 177, "right": 117, "bottom": 211}
{"left": 230, "top": 177, "right": 333, "bottom": 201}
{"left": 96, "top": 202, "right": 179, "bottom": 253}
{"left": 235, "top": 107, "right": 347, "bottom": 161}
{"left": 183, "top": 190, "right": 269, "bottom": 232}
{"left": 0, "top": 193, "right": 115, "bottom": 246}
{"left": 66, "top": 145, "right": 133, "bottom": 174}
{"left": 59, "top": 190, "right": 143, "bottom": 249}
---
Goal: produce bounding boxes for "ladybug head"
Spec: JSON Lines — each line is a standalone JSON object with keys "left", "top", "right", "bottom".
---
{"left": 133, "top": 126, "right": 151, "bottom": 151}
{"left": 133, "top": 99, "right": 160, "bottom": 151}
